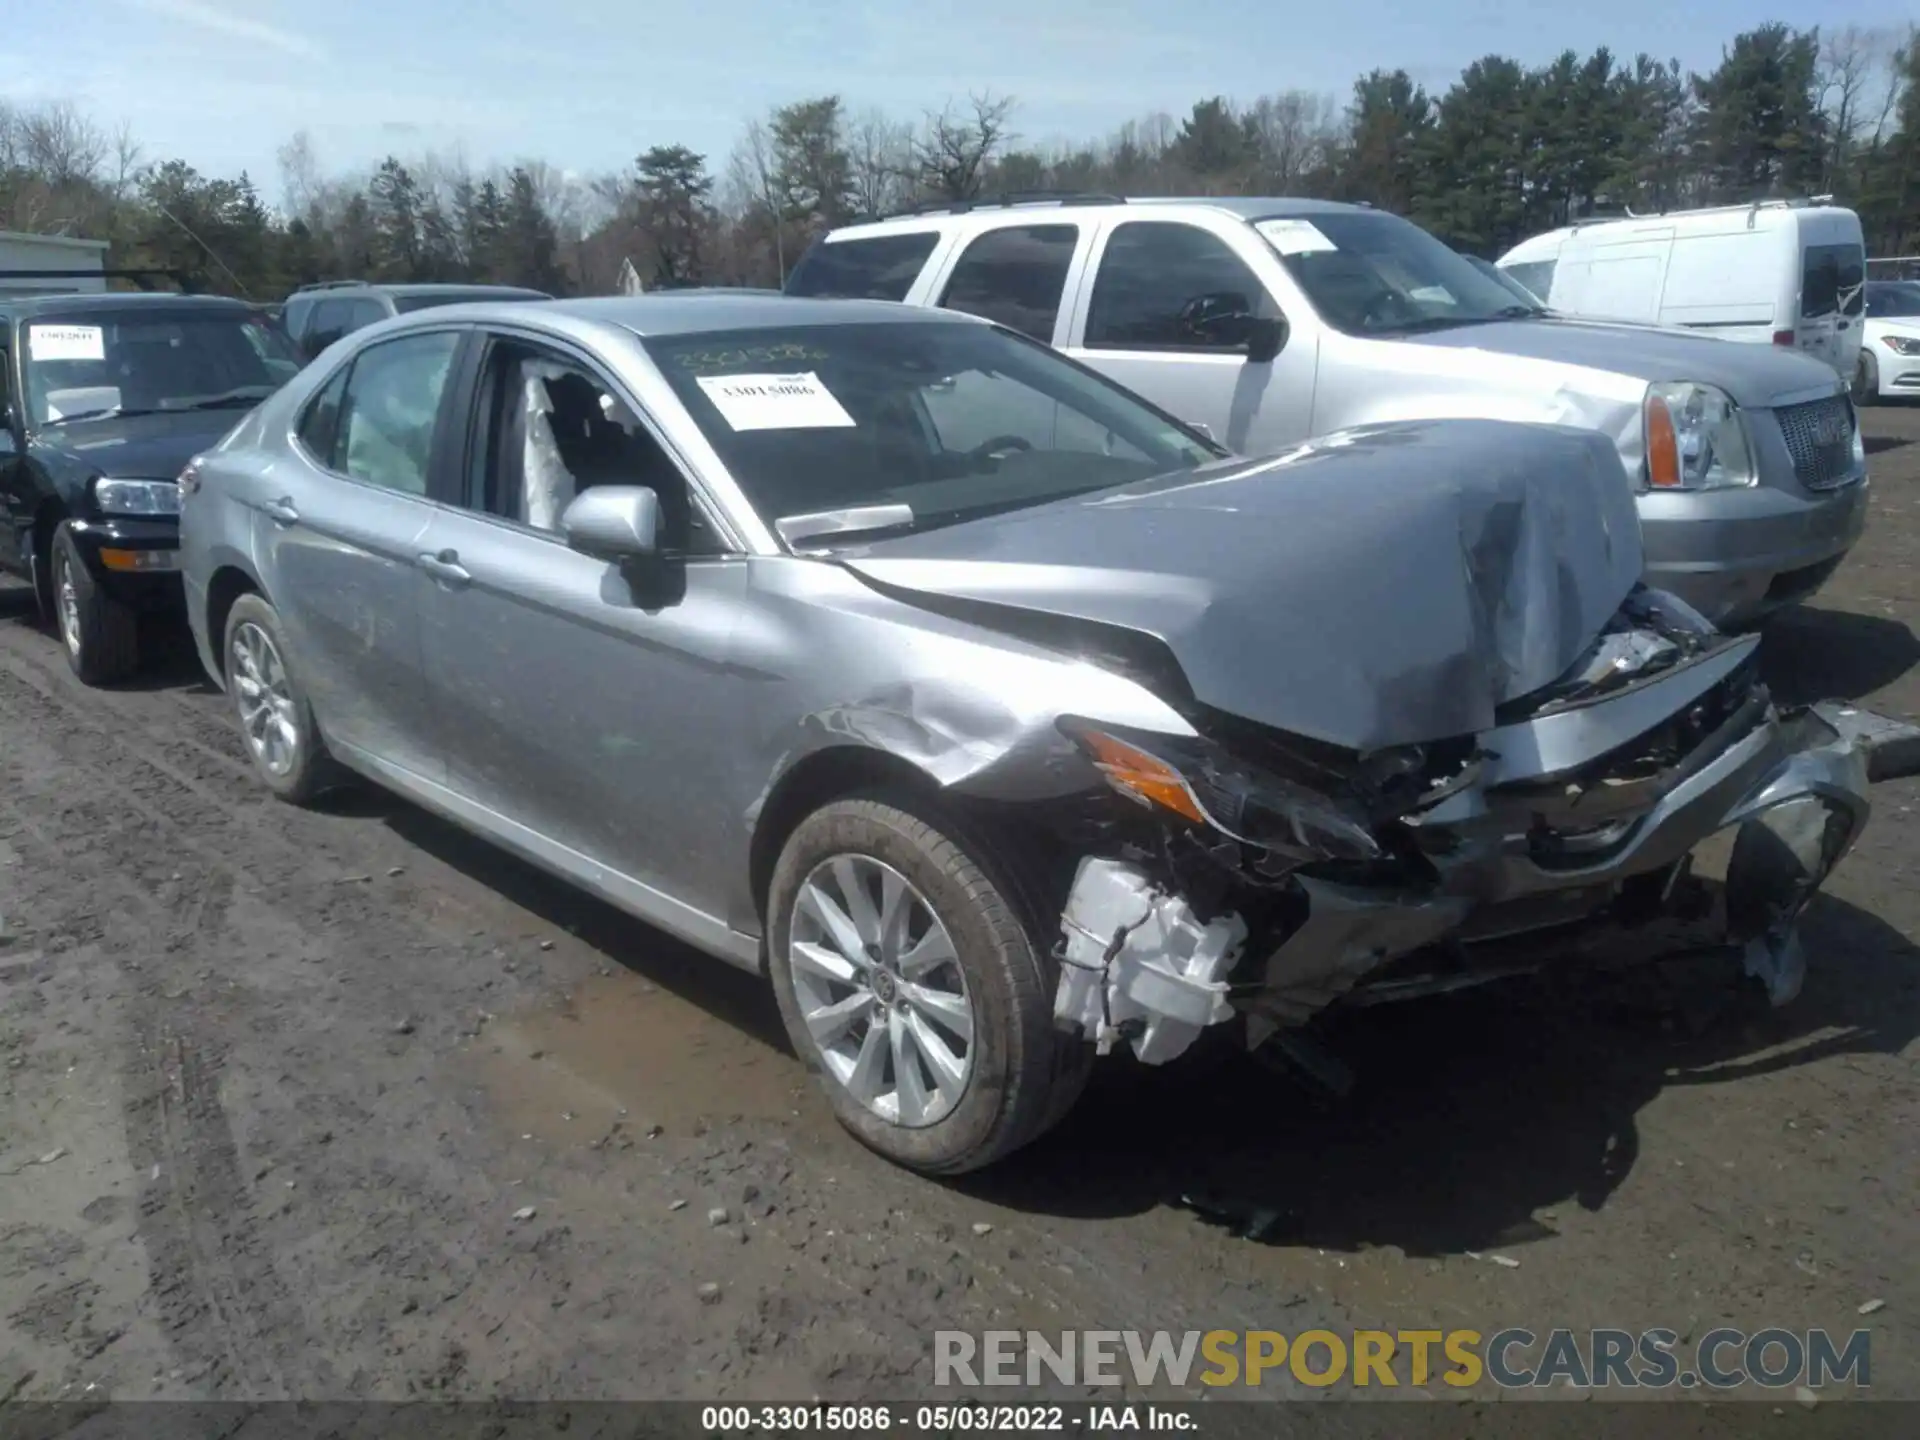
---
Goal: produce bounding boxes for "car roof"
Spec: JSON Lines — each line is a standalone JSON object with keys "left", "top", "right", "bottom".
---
{"left": 411, "top": 292, "right": 985, "bottom": 337}
{"left": 0, "top": 292, "right": 257, "bottom": 321}
{"left": 285, "top": 282, "right": 551, "bottom": 301}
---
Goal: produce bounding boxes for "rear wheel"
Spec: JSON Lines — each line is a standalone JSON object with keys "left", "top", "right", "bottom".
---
{"left": 51, "top": 525, "right": 140, "bottom": 686}
{"left": 222, "top": 593, "right": 341, "bottom": 805}
{"left": 766, "top": 795, "right": 1091, "bottom": 1174}
{"left": 1852, "top": 351, "right": 1879, "bottom": 406}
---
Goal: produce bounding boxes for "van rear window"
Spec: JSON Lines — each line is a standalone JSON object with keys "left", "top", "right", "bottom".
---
{"left": 784, "top": 233, "right": 939, "bottom": 302}
{"left": 1803, "top": 243, "right": 1865, "bottom": 319}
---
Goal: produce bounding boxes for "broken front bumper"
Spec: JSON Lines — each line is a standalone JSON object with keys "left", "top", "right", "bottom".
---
{"left": 1053, "top": 697, "right": 1920, "bottom": 1066}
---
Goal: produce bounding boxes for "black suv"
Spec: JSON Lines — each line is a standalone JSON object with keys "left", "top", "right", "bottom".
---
{"left": 281, "top": 280, "right": 552, "bottom": 361}
{"left": 0, "top": 293, "right": 302, "bottom": 683}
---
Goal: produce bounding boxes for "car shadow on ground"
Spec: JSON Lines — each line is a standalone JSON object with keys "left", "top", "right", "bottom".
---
{"left": 1761, "top": 604, "right": 1920, "bottom": 705}
{"left": 960, "top": 889, "right": 1920, "bottom": 1256}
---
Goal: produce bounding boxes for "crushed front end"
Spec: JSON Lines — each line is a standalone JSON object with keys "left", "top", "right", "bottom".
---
{"left": 1050, "top": 587, "right": 1920, "bottom": 1065}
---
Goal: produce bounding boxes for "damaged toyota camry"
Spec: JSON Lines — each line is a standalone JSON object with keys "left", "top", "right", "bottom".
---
{"left": 178, "top": 294, "right": 1920, "bottom": 1175}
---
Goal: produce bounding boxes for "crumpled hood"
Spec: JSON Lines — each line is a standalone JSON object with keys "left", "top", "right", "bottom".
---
{"left": 37, "top": 410, "right": 234, "bottom": 486}
{"left": 1397, "top": 317, "right": 1846, "bottom": 408}
{"left": 842, "top": 418, "right": 1645, "bottom": 751}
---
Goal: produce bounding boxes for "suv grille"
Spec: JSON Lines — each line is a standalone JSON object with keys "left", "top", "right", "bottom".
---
{"left": 1775, "top": 395, "right": 1859, "bottom": 491}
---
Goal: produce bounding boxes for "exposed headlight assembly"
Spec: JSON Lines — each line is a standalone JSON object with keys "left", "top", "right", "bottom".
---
{"left": 91, "top": 477, "right": 181, "bottom": 517}
{"left": 1643, "top": 382, "right": 1756, "bottom": 491}
{"left": 1880, "top": 334, "right": 1920, "bottom": 356}
{"left": 1060, "top": 720, "right": 1382, "bottom": 863}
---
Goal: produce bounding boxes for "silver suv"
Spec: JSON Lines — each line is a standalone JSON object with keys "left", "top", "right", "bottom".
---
{"left": 788, "top": 196, "right": 1869, "bottom": 627}
{"left": 178, "top": 295, "right": 1912, "bottom": 1174}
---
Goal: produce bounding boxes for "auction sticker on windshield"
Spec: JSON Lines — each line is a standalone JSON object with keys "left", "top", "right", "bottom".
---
{"left": 28, "top": 325, "right": 106, "bottom": 362}
{"left": 694, "top": 371, "right": 856, "bottom": 431}
{"left": 1256, "top": 218, "right": 1338, "bottom": 256}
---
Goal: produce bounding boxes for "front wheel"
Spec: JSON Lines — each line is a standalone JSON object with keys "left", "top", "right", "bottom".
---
{"left": 766, "top": 795, "right": 1091, "bottom": 1174}
{"left": 1852, "top": 352, "right": 1880, "bottom": 407}
{"left": 50, "top": 525, "right": 140, "bottom": 686}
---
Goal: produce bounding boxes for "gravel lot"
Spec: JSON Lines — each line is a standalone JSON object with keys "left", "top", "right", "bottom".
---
{"left": 1, "top": 407, "right": 1915, "bottom": 1411}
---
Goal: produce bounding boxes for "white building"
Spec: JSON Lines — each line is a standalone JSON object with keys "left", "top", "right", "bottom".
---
{"left": 0, "top": 230, "right": 109, "bottom": 296}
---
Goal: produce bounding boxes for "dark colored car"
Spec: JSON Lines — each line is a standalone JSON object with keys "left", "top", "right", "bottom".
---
{"left": 280, "top": 281, "right": 552, "bottom": 362}
{"left": 0, "top": 292, "right": 302, "bottom": 683}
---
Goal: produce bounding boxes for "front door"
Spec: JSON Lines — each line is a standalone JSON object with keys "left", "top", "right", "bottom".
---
{"left": 255, "top": 328, "right": 463, "bottom": 781}
{"left": 414, "top": 330, "right": 747, "bottom": 922}
{"left": 1060, "top": 217, "right": 1316, "bottom": 454}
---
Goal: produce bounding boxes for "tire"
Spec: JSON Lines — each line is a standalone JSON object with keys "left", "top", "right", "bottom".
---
{"left": 767, "top": 795, "right": 1093, "bottom": 1174}
{"left": 50, "top": 524, "right": 140, "bottom": 686}
{"left": 1852, "top": 352, "right": 1879, "bottom": 407}
{"left": 221, "top": 593, "right": 342, "bottom": 805}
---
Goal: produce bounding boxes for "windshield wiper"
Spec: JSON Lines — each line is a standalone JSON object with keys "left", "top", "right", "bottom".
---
{"left": 41, "top": 405, "right": 167, "bottom": 427}
{"left": 774, "top": 504, "right": 918, "bottom": 549}
{"left": 164, "top": 385, "right": 278, "bottom": 412}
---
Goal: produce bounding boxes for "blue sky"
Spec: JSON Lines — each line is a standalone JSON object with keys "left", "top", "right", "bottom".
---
{"left": 2, "top": 0, "right": 1908, "bottom": 203}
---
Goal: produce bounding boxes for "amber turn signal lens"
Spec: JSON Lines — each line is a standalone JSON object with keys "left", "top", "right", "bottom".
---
{"left": 1645, "top": 394, "right": 1682, "bottom": 489}
{"left": 1076, "top": 729, "right": 1207, "bottom": 825}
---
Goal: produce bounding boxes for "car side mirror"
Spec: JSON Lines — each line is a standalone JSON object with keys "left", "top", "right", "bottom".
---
{"left": 561, "top": 486, "right": 660, "bottom": 561}
{"left": 1245, "top": 315, "right": 1288, "bottom": 364}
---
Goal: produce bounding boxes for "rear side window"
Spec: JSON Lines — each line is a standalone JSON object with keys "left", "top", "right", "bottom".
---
{"left": 305, "top": 299, "right": 354, "bottom": 356}
{"left": 297, "top": 365, "right": 350, "bottom": 463}
{"left": 344, "top": 297, "right": 389, "bottom": 333}
{"left": 785, "top": 233, "right": 939, "bottom": 301}
{"left": 937, "top": 225, "right": 1079, "bottom": 342}
{"left": 1803, "top": 243, "right": 1865, "bottom": 320}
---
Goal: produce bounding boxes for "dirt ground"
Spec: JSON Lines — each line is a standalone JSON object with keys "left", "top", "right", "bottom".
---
{"left": 0, "top": 407, "right": 1916, "bottom": 1411}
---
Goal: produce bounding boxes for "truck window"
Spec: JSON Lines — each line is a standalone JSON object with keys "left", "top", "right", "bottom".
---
{"left": 785, "top": 233, "right": 940, "bottom": 301}
{"left": 1085, "top": 222, "right": 1274, "bottom": 352}
{"left": 936, "top": 224, "right": 1078, "bottom": 342}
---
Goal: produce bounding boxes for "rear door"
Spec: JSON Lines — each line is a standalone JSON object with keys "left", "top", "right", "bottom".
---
{"left": 256, "top": 328, "right": 468, "bottom": 782}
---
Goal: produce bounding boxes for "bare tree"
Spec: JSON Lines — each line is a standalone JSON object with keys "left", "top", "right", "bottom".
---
{"left": 1817, "top": 25, "right": 1900, "bottom": 184}
{"left": 846, "top": 106, "right": 913, "bottom": 218}
{"left": 1245, "top": 91, "right": 1339, "bottom": 191}
{"left": 725, "top": 118, "right": 789, "bottom": 281}
{"left": 16, "top": 101, "right": 108, "bottom": 188}
{"left": 911, "top": 92, "right": 1016, "bottom": 201}
{"left": 108, "top": 119, "right": 145, "bottom": 199}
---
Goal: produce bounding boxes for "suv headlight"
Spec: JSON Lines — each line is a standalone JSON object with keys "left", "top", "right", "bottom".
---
{"left": 1644, "top": 382, "right": 1756, "bottom": 491}
{"left": 91, "top": 478, "right": 182, "bottom": 517}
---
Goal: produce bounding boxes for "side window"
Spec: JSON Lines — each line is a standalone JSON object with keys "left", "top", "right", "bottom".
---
{"left": 1085, "top": 222, "right": 1276, "bottom": 352}
{"left": 0, "top": 345, "right": 15, "bottom": 430}
{"left": 295, "top": 364, "right": 351, "bottom": 466}
{"left": 333, "top": 331, "right": 460, "bottom": 495}
{"left": 281, "top": 298, "right": 310, "bottom": 346}
{"left": 305, "top": 299, "right": 352, "bottom": 356}
{"left": 470, "top": 338, "right": 725, "bottom": 555}
{"left": 784, "top": 233, "right": 939, "bottom": 301}
{"left": 937, "top": 224, "right": 1079, "bottom": 342}
{"left": 344, "top": 297, "right": 388, "bottom": 335}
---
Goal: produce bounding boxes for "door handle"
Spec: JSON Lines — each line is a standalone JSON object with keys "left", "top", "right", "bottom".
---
{"left": 417, "top": 549, "right": 471, "bottom": 587}
{"left": 261, "top": 497, "right": 299, "bottom": 525}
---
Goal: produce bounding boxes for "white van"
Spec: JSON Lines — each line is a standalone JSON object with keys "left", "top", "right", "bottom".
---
{"left": 1497, "top": 200, "right": 1865, "bottom": 380}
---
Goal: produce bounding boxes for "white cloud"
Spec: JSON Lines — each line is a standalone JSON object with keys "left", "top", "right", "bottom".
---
{"left": 124, "top": 0, "right": 324, "bottom": 59}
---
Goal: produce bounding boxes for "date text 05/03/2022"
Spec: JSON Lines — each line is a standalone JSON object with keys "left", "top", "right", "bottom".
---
{"left": 700, "top": 1403, "right": 1194, "bottom": 1432}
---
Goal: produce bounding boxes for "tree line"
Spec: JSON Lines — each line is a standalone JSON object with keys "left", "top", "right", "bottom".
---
{"left": 1, "top": 19, "right": 1914, "bottom": 301}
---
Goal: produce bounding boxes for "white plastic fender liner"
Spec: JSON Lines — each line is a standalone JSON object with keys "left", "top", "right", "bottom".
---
{"left": 1054, "top": 857, "right": 1248, "bottom": 1065}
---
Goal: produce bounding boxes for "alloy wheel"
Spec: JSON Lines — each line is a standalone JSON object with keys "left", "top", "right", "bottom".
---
{"left": 788, "top": 853, "right": 975, "bottom": 1128}
{"left": 55, "top": 555, "right": 81, "bottom": 657}
{"left": 229, "top": 620, "right": 300, "bottom": 776}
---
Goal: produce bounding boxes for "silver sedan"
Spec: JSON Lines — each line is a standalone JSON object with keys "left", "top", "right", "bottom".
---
{"left": 178, "top": 294, "right": 1911, "bottom": 1173}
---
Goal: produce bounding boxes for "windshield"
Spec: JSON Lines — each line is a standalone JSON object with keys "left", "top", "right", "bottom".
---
{"left": 1866, "top": 282, "right": 1920, "bottom": 319}
{"left": 1260, "top": 210, "right": 1544, "bottom": 336}
{"left": 647, "top": 321, "right": 1220, "bottom": 540}
{"left": 23, "top": 312, "right": 301, "bottom": 426}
